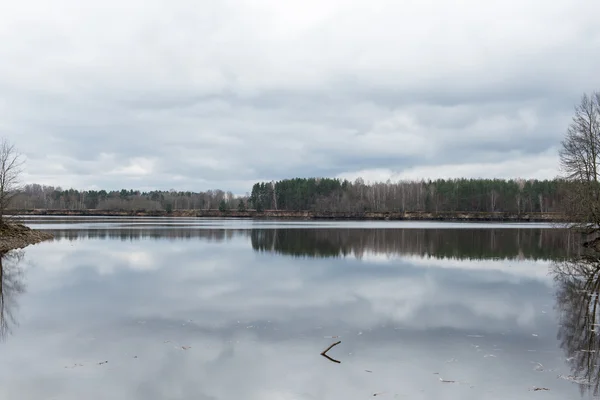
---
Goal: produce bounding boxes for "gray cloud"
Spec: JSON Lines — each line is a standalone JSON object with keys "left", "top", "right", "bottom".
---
{"left": 1, "top": 0, "right": 599, "bottom": 192}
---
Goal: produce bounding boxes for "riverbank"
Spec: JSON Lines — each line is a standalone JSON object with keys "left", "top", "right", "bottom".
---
{"left": 11, "top": 209, "right": 566, "bottom": 222}
{"left": 0, "top": 223, "right": 54, "bottom": 252}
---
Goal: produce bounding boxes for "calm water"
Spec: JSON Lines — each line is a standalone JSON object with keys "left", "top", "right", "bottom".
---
{"left": 0, "top": 218, "right": 596, "bottom": 399}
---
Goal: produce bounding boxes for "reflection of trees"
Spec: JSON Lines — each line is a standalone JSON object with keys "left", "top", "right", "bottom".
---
{"left": 0, "top": 250, "right": 25, "bottom": 341}
{"left": 50, "top": 228, "right": 249, "bottom": 242}
{"left": 49, "top": 227, "right": 582, "bottom": 260}
{"left": 252, "top": 228, "right": 581, "bottom": 261}
{"left": 553, "top": 253, "right": 600, "bottom": 397}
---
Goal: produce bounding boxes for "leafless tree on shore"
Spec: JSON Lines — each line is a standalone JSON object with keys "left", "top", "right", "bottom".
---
{"left": 0, "top": 139, "right": 23, "bottom": 225}
{"left": 559, "top": 91, "right": 600, "bottom": 236}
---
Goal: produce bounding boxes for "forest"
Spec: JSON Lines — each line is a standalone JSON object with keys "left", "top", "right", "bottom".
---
{"left": 249, "top": 177, "right": 565, "bottom": 213}
{"left": 10, "top": 186, "right": 241, "bottom": 212}
{"left": 10, "top": 177, "right": 567, "bottom": 214}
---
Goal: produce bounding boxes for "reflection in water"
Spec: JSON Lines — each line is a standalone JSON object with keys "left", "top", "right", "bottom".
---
{"left": 0, "top": 224, "right": 587, "bottom": 399}
{"left": 47, "top": 227, "right": 582, "bottom": 261}
{"left": 252, "top": 228, "right": 582, "bottom": 260}
{"left": 0, "top": 251, "right": 25, "bottom": 341}
{"left": 50, "top": 228, "right": 249, "bottom": 242}
{"left": 553, "top": 253, "right": 600, "bottom": 397}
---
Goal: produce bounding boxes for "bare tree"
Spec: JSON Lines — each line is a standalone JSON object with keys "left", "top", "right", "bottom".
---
{"left": 0, "top": 140, "right": 23, "bottom": 225}
{"left": 559, "top": 91, "right": 600, "bottom": 235}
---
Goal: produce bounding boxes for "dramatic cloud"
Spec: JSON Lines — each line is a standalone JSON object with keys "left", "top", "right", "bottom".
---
{"left": 1, "top": 0, "right": 598, "bottom": 192}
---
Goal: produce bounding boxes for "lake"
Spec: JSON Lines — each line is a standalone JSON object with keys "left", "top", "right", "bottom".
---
{"left": 0, "top": 218, "right": 596, "bottom": 399}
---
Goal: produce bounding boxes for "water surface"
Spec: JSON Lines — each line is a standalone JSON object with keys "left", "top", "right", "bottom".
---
{"left": 0, "top": 218, "right": 594, "bottom": 399}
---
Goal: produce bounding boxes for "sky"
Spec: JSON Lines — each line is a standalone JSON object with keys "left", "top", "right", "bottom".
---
{"left": 0, "top": 0, "right": 599, "bottom": 194}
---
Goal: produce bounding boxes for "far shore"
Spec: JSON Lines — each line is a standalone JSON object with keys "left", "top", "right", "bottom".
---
{"left": 10, "top": 209, "right": 566, "bottom": 223}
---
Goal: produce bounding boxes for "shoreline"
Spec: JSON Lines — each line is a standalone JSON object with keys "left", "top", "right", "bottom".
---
{"left": 11, "top": 209, "right": 566, "bottom": 222}
{"left": 0, "top": 223, "right": 54, "bottom": 252}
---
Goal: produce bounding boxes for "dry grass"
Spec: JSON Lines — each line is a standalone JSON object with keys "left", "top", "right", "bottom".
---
{"left": 0, "top": 222, "right": 53, "bottom": 251}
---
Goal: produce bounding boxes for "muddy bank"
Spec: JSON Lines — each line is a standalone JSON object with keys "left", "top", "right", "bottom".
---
{"left": 0, "top": 223, "right": 54, "bottom": 252}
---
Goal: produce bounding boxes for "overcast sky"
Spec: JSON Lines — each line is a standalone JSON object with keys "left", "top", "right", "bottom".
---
{"left": 1, "top": 0, "right": 599, "bottom": 193}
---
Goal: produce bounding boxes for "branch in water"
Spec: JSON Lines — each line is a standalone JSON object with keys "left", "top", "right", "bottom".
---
{"left": 320, "top": 340, "right": 342, "bottom": 363}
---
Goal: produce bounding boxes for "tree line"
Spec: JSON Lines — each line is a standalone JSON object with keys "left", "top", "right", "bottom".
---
{"left": 7, "top": 177, "right": 569, "bottom": 214}
{"left": 10, "top": 185, "right": 246, "bottom": 212}
{"left": 250, "top": 177, "right": 566, "bottom": 214}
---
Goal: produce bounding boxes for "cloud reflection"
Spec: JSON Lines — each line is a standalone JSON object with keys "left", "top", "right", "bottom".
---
{"left": 0, "top": 227, "right": 581, "bottom": 399}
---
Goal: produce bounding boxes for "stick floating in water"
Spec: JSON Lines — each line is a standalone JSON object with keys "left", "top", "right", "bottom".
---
{"left": 320, "top": 340, "right": 342, "bottom": 364}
